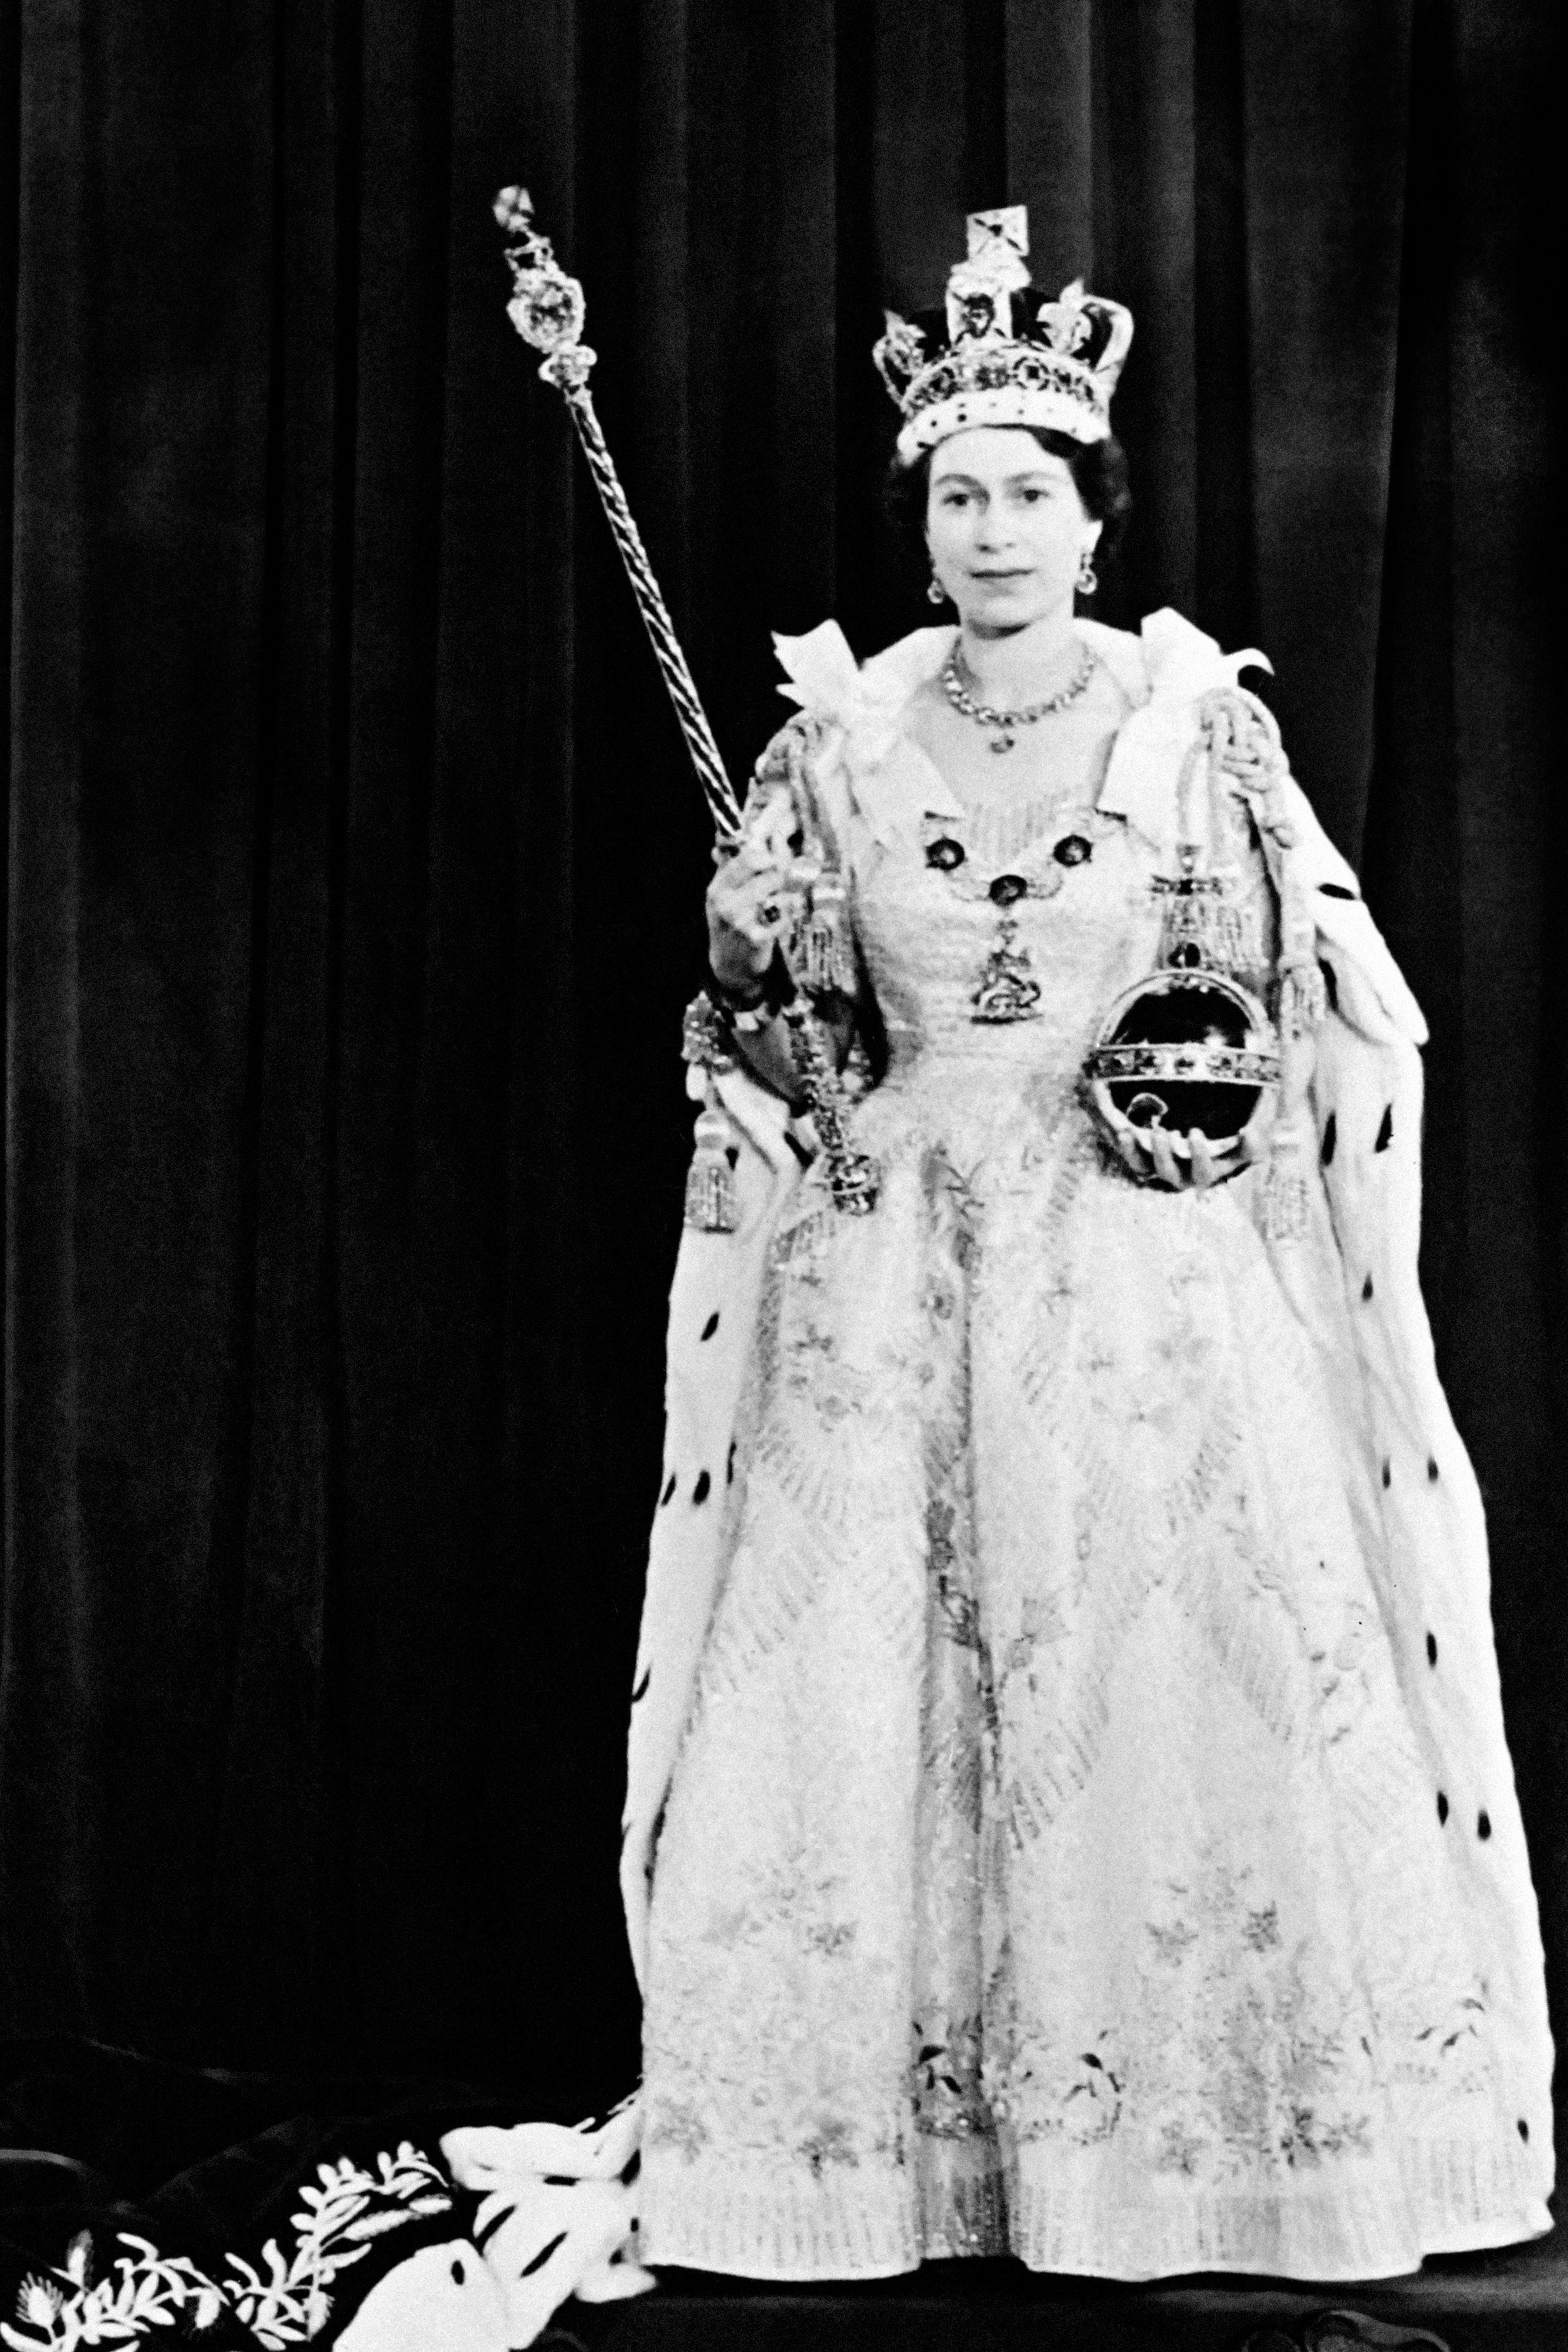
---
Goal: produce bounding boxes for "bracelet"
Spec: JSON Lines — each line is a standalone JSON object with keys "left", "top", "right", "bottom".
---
{"left": 708, "top": 977, "right": 777, "bottom": 1037}
{"left": 727, "top": 996, "right": 778, "bottom": 1036}
{"left": 708, "top": 965, "right": 768, "bottom": 1012}
{"left": 708, "top": 949, "right": 790, "bottom": 1031}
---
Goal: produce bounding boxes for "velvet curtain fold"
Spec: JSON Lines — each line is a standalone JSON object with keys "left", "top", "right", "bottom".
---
{"left": 0, "top": 0, "right": 1562, "bottom": 2103}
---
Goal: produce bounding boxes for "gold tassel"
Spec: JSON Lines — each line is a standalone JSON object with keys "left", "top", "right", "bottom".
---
{"left": 1211, "top": 883, "right": 1265, "bottom": 976}
{"left": 798, "top": 868, "right": 856, "bottom": 997}
{"left": 1263, "top": 1123, "right": 1311, "bottom": 1243}
{"left": 1277, "top": 955, "right": 1327, "bottom": 1041}
{"left": 683, "top": 1089, "right": 738, "bottom": 1233}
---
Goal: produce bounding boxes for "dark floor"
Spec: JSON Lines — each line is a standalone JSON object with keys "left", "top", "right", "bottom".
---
{"left": 1, "top": 2039, "right": 1561, "bottom": 2350}
{"left": 576, "top": 2232, "right": 1568, "bottom": 2352}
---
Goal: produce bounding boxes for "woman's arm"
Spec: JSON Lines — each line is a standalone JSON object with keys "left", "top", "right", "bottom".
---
{"left": 705, "top": 743, "right": 864, "bottom": 1106}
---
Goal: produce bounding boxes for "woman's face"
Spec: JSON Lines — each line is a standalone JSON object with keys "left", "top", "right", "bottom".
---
{"left": 926, "top": 427, "right": 1101, "bottom": 634}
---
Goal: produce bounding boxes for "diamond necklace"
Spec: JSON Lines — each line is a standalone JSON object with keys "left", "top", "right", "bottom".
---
{"left": 941, "top": 640, "right": 1099, "bottom": 753}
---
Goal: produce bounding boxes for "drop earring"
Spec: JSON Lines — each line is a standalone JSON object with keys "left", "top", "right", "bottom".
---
{"left": 1076, "top": 548, "right": 1098, "bottom": 595}
{"left": 927, "top": 571, "right": 948, "bottom": 607}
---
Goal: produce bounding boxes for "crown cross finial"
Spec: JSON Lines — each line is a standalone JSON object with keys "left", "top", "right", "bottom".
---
{"left": 966, "top": 206, "right": 1029, "bottom": 265}
{"left": 871, "top": 207, "right": 1133, "bottom": 462}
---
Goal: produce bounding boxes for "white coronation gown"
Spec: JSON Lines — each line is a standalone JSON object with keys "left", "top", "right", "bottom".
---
{"left": 626, "top": 611, "right": 1556, "bottom": 2284}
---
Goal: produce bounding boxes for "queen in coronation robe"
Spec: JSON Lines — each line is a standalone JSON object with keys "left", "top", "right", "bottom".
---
{"left": 618, "top": 210, "right": 1555, "bottom": 2286}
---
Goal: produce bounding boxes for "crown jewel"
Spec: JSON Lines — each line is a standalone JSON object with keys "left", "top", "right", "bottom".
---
{"left": 874, "top": 209, "right": 1133, "bottom": 462}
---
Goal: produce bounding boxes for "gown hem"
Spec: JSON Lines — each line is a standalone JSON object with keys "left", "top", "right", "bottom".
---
{"left": 638, "top": 2146, "right": 1552, "bottom": 2285}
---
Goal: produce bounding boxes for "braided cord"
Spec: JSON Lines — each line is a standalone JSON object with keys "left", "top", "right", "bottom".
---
{"left": 561, "top": 385, "right": 743, "bottom": 841}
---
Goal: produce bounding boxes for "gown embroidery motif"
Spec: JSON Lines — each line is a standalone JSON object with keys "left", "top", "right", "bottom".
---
{"left": 636, "top": 673, "right": 1547, "bottom": 2284}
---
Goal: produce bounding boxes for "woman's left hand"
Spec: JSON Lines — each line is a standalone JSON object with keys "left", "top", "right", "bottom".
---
{"left": 1112, "top": 1122, "right": 1224, "bottom": 1189}
{"left": 1105, "top": 1096, "right": 1274, "bottom": 1191}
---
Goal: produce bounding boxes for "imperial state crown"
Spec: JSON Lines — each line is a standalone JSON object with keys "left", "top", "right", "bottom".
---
{"left": 874, "top": 208, "right": 1134, "bottom": 463}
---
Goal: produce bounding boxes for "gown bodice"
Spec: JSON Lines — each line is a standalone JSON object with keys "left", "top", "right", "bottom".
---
{"left": 849, "top": 675, "right": 1170, "bottom": 1152}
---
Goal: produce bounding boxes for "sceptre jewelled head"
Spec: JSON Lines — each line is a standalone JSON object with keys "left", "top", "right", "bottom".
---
{"left": 873, "top": 209, "right": 1134, "bottom": 462}
{"left": 494, "top": 185, "right": 596, "bottom": 386}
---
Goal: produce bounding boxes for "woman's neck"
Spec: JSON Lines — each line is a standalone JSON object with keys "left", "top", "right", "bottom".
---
{"left": 956, "top": 605, "right": 1080, "bottom": 703}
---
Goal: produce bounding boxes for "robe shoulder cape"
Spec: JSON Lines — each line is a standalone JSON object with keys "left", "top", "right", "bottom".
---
{"left": 620, "top": 609, "right": 1554, "bottom": 2206}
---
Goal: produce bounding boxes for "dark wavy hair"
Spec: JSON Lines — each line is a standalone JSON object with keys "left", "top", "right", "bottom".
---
{"left": 884, "top": 426, "right": 1132, "bottom": 586}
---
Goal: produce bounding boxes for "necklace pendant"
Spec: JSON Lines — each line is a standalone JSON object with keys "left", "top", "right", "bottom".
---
{"left": 989, "top": 731, "right": 1015, "bottom": 754}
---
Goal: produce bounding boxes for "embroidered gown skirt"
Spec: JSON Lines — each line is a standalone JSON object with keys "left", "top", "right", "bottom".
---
{"left": 637, "top": 764, "right": 1552, "bottom": 2283}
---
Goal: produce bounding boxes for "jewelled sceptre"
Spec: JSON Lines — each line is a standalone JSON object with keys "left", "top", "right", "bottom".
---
{"left": 494, "top": 186, "right": 878, "bottom": 1219}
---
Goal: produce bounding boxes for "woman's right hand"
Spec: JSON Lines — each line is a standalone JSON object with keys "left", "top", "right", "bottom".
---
{"left": 705, "top": 830, "right": 790, "bottom": 999}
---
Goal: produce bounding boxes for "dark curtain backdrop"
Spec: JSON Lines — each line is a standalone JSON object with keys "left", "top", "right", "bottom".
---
{"left": 0, "top": 0, "right": 1563, "bottom": 2109}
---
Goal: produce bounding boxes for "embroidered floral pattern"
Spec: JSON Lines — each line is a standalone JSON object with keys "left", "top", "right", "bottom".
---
{"left": 1, "top": 2145, "right": 452, "bottom": 2350}
{"left": 909, "top": 2013, "right": 991, "bottom": 2142}
{"left": 639, "top": 684, "right": 1543, "bottom": 2280}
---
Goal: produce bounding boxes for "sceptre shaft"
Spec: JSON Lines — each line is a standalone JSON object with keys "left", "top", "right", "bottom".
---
{"left": 494, "top": 185, "right": 878, "bottom": 1219}
{"left": 493, "top": 188, "right": 742, "bottom": 843}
